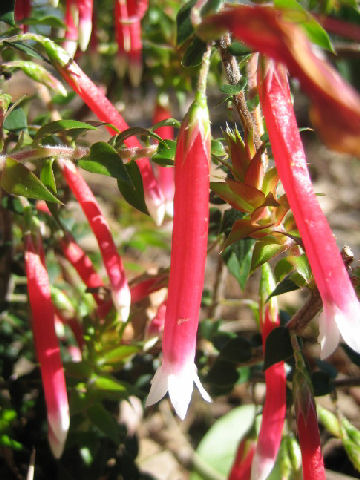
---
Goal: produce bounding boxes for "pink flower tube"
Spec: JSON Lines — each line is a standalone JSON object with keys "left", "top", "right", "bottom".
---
{"left": 258, "top": 60, "right": 360, "bottom": 359}
{"left": 229, "top": 435, "right": 256, "bottom": 480}
{"left": 77, "top": 0, "right": 93, "bottom": 51}
{"left": 39, "top": 38, "right": 165, "bottom": 224}
{"left": 115, "top": 0, "right": 131, "bottom": 77}
{"left": 15, "top": 0, "right": 31, "bottom": 33}
{"left": 58, "top": 158, "right": 131, "bottom": 322}
{"left": 251, "top": 264, "right": 286, "bottom": 480}
{"left": 153, "top": 97, "right": 175, "bottom": 217}
{"left": 145, "top": 91, "right": 211, "bottom": 419}
{"left": 25, "top": 232, "right": 70, "bottom": 458}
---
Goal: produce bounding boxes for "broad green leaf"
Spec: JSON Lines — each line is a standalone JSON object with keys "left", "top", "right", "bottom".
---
{"left": 117, "top": 161, "right": 149, "bottom": 216}
{"left": 87, "top": 404, "right": 122, "bottom": 444}
{"left": 1, "top": 158, "right": 60, "bottom": 203}
{"left": 0, "top": 0, "right": 15, "bottom": 26}
{"left": 3, "top": 108, "right": 27, "bottom": 131}
{"left": 228, "top": 41, "right": 252, "bottom": 56}
{"left": 26, "top": 15, "right": 65, "bottom": 28}
{"left": 274, "top": 0, "right": 334, "bottom": 52}
{"left": 65, "top": 361, "right": 93, "bottom": 379}
{"left": 343, "top": 438, "right": 360, "bottom": 473}
{"left": 92, "top": 375, "right": 126, "bottom": 392}
{"left": 33, "top": 120, "right": 98, "bottom": 143}
{"left": 3, "top": 41, "right": 46, "bottom": 62}
{"left": 78, "top": 141, "right": 130, "bottom": 183}
{"left": 190, "top": 405, "right": 256, "bottom": 480}
{"left": 114, "top": 126, "right": 161, "bottom": 148}
{"left": 40, "top": 158, "right": 57, "bottom": 193}
{"left": 275, "top": 255, "right": 311, "bottom": 283}
{"left": 182, "top": 36, "right": 208, "bottom": 67}
{"left": 264, "top": 326, "right": 293, "bottom": 370}
{"left": 176, "top": 0, "right": 196, "bottom": 46}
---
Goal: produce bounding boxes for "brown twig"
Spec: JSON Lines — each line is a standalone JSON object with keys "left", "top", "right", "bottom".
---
{"left": 218, "top": 33, "right": 261, "bottom": 149}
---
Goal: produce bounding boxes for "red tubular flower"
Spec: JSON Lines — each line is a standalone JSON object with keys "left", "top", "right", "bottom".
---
{"left": 293, "top": 351, "right": 326, "bottom": 480}
{"left": 145, "top": 91, "right": 211, "bottom": 419}
{"left": 251, "top": 264, "right": 286, "bottom": 480}
{"left": 229, "top": 435, "right": 256, "bottom": 480}
{"left": 77, "top": 0, "right": 93, "bottom": 51}
{"left": 44, "top": 41, "right": 165, "bottom": 224}
{"left": 63, "top": 0, "right": 78, "bottom": 58}
{"left": 15, "top": 0, "right": 31, "bottom": 32}
{"left": 153, "top": 97, "right": 175, "bottom": 217}
{"left": 198, "top": 5, "right": 360, "bottom": 157}
{"left": 130, "top": 271, "right": 168, "bottom": 303}
{"left": 59, "top": 232, "right": 105, "bottom": 307}
{"left": 258, "top": 60, "right": 360, "bottom": 359}
{"left": 115, "top": 0, "right": 131, "bottom": 77}
{"left": 145, "top": 300, "right": 166, "bottom": 340}
{"left": 58, "top": 158, "right": 131, "bottom": 322}
{"left": 25, "top": 232, "right": 70, "bottom": 458}
{"left": 128, "top": 18, "right": 142, "bottom": 87}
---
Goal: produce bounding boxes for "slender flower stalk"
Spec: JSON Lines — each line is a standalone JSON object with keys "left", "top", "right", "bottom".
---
{"left": 146, "top": 83, "right": 212, "bottom": 419}
{"left": 130, "top": 271, "right": 168, "bottom": 303}
{"left": 198, "top": 5, "right": 360, "bottom": 157}
{"left": 153, "top": 96, "right": 175, "bottom": 217}
{"left": 36, "top": 37, "right": 165, "bottom": 224}
{"left": 251, "top": 264, "right": 286, "bottom": 480}
{"left": 258, "top": 60, "right": 360, "bottom": 359}
{"left": 58, "top": 158, "right": 130, "bottom": 322}
{"left": 77, "top": 0, "right": 93, "bottom": 51}
{"left": 24, "top": 231, "right": 70, "bottom": 458}
{"left": 292, "top": 337, "right": 326, "bottom": 480}
{"left": 63, "top": 0, "right": 78, "bottom": 57}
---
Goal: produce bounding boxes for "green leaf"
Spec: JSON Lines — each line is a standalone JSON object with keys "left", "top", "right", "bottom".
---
{"left": 114, "top": 126, "right": 161, "bottom": 148}
{"left": 1, "top": 158, "right": 60, "bottom": 203}
{"left": 117, "top": 161, "right": 149, "bottom": 216}
{"left": 86, "top": 404, "right": 121, "bottom": 444}
{"left": 190, "top": 405, "right": 256, "bottom": 480}
{"left": 33, "top": 120, "right": 98, "bottom": 143}
{"left": 92, "top": 374, "right": 126, "bottom": 392}
{"left": 182, "top": 36, "right": 208, "bottom": 67}
{"left": 274, "top": 0, "right": 334, "bottom": 52}
{"left": 228, "top": 41, "right": 252, "bottom": 56}
{"left": 151, "top": 118, "right": 181, "bottom": 131}
{"left": 211, "top": 138, "right": 226, "bottom": 157}
{"left": 3, "top": 108, "right": 27, "bottom": 131}
{"left": 264, "top": 326, "right": 293, "bottom": 370}
{"left": 220, "top": 78, "right": 247, "bottom": 96}
{"left": 343, "top": 438, "right": 360, "bottom": 472}
{"left": 40, "top": 158, "right": 57, "bottom": 193}
{"left": 152, "top": 139, "right": 176, "bottom": 166}
{"left": 0, "top": 0, "right": 15, "bottom": 26}
{"left": 99, "top": 345, "right": 140, "bottom": 364}
{"left": 65, "top": 361, "right": 93, "bottom": 379}
{"left": 251, "top": 241, "right": 289, "bottom": 272}
{"left": 267, "top": 276, "right": 300, "bottom": 300}
{"left": 78, "top": 141, "right": 129, "bottom": 182}
{"left": 26, "top": 15, "right": 65, "bottom": 28}
{"left": 3, "top": 41, "right": 46, "bottom": 62}
{"left": 222, "top": 239, "right": 254, "bottom": 290}
{"left": 176, "top": 0, "right": 196, "bottom": 46}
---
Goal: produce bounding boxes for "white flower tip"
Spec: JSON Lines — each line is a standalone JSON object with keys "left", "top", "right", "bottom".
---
{"left": 319, "top": 300, "right": 360, "bottom": 359}
{"left": 145, "top": 361, "right": 211, "bottom": 420}
{"left": 50, "top": 0, "right": 59, "bottom": 7}
{"left": 165, "top": 200, "right": 173, "bottom": 218}
{"left": 251, "top": 453, "right": 276, "bottom": 480}
{"left": 63, "top": 40, "right": 77, "bottom": 58}
{"left": 48, "top": 408, "right": 70, "bottom": 458}
{"left": 79, "top": 20, "right": 92, "bottom": 51}
{"left": 112, "top": 286, "right": 131, "bottom": 323}
{"left": 146, "top": 197, "right": 166, "bottom": 226}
